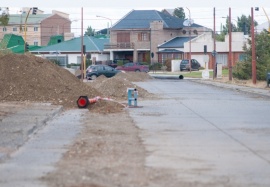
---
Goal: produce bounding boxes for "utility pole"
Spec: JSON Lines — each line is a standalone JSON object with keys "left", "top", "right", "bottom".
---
{"left": 24, "top": 8, "right": 32, "bottom": 53}
{"left": 81, "top": 7, "right": 84, "bottom": 81}
{"left": 229, "top": 7, "right": 232, "bottom": 81}
{"left": 213, "top": 7, "right": 216, "bottom": 79}
{"left": 251, "top": 7, "right": 256, "bottom": 84}
{"left": 186, "top": 7, "right": 191, "bottom": 73}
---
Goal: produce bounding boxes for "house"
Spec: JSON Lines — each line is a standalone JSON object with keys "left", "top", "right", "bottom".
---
{"left": 0, "top": 8, "right": 74, "bottom": 46}
{"left": 106, "top": 9, "right": 211, "bottom": 64}
{"left": 31, "top": 36, "right": 110, "bottom": 67}
{"left": 158, "top": 31, "right": 247, "bottom": 69}
{"left": 183, "top": 32, "right": 247, "bottom": 69}
{"left": 157, "top": 36, "right": 196, "bottom": 63}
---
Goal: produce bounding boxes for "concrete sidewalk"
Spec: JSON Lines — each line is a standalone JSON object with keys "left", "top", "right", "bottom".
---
{"left": 0, "top": 102, "right": 63, "bottom": 162}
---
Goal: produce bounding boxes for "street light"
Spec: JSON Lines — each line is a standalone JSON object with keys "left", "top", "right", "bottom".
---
{"left": 96, "top": 15, "right": 112, "bottom": 37}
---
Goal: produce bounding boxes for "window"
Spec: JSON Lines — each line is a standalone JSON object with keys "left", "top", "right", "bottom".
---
{"left": 34, "top": 27, "right": 38, "bottom": 31}
{"left": 138, "top": 32, "right": 150, "bottom": 41}
{"left": 13, "top": 27, "right": 17, "bottom": 32}
{"left": 34, "top": 41, "right": 38, "bottom": 46}
{"left": 117, "top": 33, "right": 130, "bottom": 43}
{"left": 239, "top": 54, "right": 247, "bottom": 62}
{"left": 3, "top": 27, "right": 7, "bottom": 32}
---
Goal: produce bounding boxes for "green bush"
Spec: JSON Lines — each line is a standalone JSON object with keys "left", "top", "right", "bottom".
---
{"left": 232, "top": 61, "right": 251, "bottom": 80}
{"left": 149, "top": 63, "right": 162, "bottom": 71}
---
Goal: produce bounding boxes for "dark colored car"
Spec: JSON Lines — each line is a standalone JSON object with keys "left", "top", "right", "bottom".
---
{"left": 116, "top": 62, "right": 149, "bottom": 72}
{"left": 86, "top": 65, "right": 121, "bottom": 80}
{"left": 108, "top": 59, "right": 131, "bottom": 68}
{"left": 180, "top": 59, "right": 201, "bottom": 71}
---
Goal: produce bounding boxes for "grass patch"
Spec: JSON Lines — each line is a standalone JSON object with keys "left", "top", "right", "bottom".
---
{"left": 179, "top": 69, "right": 229, "bottom": 78}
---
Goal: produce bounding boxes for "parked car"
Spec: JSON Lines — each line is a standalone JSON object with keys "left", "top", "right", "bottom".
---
{"left": 108, "top": 59, "right": 131, "bottom": 68}
{"left": 86, "top": 65, "right": 121, "bottom": 80}
{"left": 116, "top": 62, "right": 149, "bottom": 72}
{"left": 180, "top": 59, "right": 201, "bottom": 71}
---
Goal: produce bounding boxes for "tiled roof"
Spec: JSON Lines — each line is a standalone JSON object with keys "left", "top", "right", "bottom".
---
{"left": 32, "top": 36, "right": 109, "bottom": 53}
{"left": 8, "top": 14, "right": 51, "bottom": 24}
{"left": 158, "top": 36, "right": 196, "bottom": 48}
{"left": 112, "top": 10, "right": 202, "bottom": 30}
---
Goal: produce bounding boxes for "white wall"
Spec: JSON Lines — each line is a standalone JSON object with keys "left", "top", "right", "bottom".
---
{"left": 171, "top": 60, "right": 181, "bottom": 72}
{"left": 184, "top": 32, "right": 246, "bottom": 53}
{"left": 36, "top": 53, "right": 110, "bottom": 65}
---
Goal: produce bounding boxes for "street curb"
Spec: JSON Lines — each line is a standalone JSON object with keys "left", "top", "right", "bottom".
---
{"left": 192, "top": 79, "right": 270, "bottom": 99}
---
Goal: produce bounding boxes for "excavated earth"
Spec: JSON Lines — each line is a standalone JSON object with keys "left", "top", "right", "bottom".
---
{"left": 1, "top": 53, "right": 175, "bottom": 187}
{"left": 0, "top": 53, "right": 154, "bottom": 114}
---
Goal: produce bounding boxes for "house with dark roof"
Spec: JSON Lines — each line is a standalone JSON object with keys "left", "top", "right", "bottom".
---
{"left": 0, "top": 8, "right": 74, "bottom": 47}
{"left": 31, "top": 36, "right": 110, "bottom": 67}
{"left": 105, "top": 9, "right": 211, "bottom": 64}
{"left": 157, "top": 36, "right": 196, "bottom": 62}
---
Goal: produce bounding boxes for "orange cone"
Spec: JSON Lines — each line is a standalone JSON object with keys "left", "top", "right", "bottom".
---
{"left": 89, "top": 98, "right": 98, "bottom": 104}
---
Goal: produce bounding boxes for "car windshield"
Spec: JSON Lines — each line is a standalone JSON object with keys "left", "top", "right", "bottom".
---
{"left": 181, "top": 60, "right": 189, "bottom": 64}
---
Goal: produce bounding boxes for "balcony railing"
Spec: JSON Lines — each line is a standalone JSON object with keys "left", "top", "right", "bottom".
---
{"left": 104, "top": 42, "right": 134, "bottom": 49}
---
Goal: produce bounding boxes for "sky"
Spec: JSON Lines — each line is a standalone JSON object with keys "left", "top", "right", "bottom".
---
{"left": 1, "top": 0, "right": 270, "bottom": 36}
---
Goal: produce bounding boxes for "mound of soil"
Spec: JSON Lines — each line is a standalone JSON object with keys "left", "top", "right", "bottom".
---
{"left": 0, "top": 54, "right": 126, "bottom": 113}
{"left": 88, "top": 72, "right": 155, "bottom": 100}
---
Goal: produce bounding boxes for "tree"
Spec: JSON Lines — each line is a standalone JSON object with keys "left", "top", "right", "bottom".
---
{"left": 84, "top": 26, "right": 95, "bottom": 36}
{"left": 0, "top": 7, "right": 9, "bottom": 26}
{"left": 173, "top": 7, "right": 186, "bottom": 19}
{"left": 216, "top": 14, "right": 258, "bottom": 42}
{"left": 221, "top": 14, "right": 258, "bottom": 35}
{"left": 233, "top": 30, "right": 270, "bottom": 80}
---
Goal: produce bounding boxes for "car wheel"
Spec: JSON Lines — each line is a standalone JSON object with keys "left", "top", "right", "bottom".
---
{"left": 135, "top": 69, "right": 140, "bottom": 72}
{"left": 90, "top": 74, "right": 97, "bottom": 80}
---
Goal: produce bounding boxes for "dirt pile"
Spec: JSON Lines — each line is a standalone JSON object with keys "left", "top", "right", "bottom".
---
{"left": 88, "top": 72, "right": 155, "bottom": 100}
{"left": 0, "top": 53, "right": 125, "bottom": 112}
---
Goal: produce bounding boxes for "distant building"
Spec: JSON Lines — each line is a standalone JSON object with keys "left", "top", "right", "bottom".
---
{"left": 0, "top": 8, "right": 74, "bottom": 46}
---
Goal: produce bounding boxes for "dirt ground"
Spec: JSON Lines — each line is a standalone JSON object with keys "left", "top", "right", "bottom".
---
{"left": 1, "top": 53, "right": 269, "bottom": 186}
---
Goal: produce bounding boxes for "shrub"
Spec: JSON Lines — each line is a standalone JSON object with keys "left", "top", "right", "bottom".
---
{"left": 232, "top": 61, "right": 251, "bottom": 80}
{"left": 149, "top": 63, "right": 162, "bottom": 71}
{"left": 165, "top": 59, "right": 172, "bottom": 71}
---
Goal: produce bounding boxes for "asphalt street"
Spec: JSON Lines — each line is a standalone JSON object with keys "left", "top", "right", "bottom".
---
{"left": 130, "top": 79, "right": 270, "bottom": 186}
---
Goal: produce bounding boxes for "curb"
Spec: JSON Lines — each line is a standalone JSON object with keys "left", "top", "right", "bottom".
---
{"left": 192, "top": 79, "right": 270, "bottom": 99}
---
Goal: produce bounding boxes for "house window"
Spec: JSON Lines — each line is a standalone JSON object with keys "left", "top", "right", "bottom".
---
{"left": 3, "top": 27, "right": 7, "bottom": 32}
{"left": 239, "top": 54, "right": 246, "bottom": 62}
{"left": 34, "top": 27, "right": 38, "bottom": 31}
{"left": 13, "top": 27, "right": 17, "bottom": 32}
{"left": 117, "top": 33, "right": 130, "bottom": 43}
{"left": 138, "top": 32, "right": 150, "bottom": 41}
{"left": 161, "top": 53, "right": 173, "bottom": 63}
{"left": 34, "top": 41, "right": 38, "bottom": 46}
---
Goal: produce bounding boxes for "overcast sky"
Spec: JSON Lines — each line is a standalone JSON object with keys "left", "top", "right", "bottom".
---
{"left": 2, "top": 0, "right": 270, "bottom": 36}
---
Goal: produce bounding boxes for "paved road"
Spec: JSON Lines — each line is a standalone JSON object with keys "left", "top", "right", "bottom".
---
{"left": 130, "top": 79, "right": 270, "bottom": 187}
{"left": 0, "top": 103, "right": 87, "bottom": 187}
